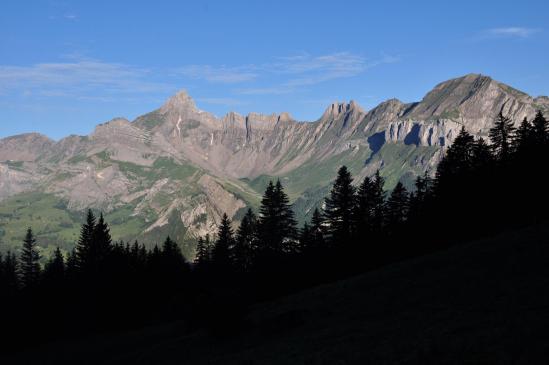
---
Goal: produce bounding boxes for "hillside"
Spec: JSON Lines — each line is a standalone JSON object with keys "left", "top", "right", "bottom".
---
{"left": 0, "top": 74, "right": 547, "bottom": 257}
{"left": 9, "top": 224, "right": 549, "bottom": 364}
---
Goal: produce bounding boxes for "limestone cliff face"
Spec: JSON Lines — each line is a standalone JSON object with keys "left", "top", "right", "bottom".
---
{"left": 0, "top": 74, "right": 547, "bottom": 242}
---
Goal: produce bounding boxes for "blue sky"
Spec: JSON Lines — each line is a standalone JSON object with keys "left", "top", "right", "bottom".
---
{"left": 1, "top": 0, "right": 548, "bottom": 139}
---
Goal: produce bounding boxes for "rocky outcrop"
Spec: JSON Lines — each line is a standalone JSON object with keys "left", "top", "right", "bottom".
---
{"left": 385, "top": 119, "right": 462, "bottom": 147}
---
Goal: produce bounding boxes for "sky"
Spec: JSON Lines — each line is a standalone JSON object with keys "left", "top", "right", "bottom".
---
{"left": 1, "top": 0, "right": 548, "bottom": 140}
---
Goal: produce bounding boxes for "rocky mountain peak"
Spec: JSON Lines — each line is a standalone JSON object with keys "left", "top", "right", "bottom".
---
{"left": 159, "top": 90, "right": 198, "bottom": 114}
{"left": 277, "top": 112, "right": 293, "bottom": 123}
{"left": 321, "top": 100, "right": 364, "bottom": 120}
{"left": 0, "top": 133, "right": 55, "bottom": 162}
{"left": 365, "top": 98, "right": 407, "bottom": 123}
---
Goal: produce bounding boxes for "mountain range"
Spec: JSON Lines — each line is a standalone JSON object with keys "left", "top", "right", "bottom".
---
{"left": 1, "top": 73, "right": 547, "bottom": 257}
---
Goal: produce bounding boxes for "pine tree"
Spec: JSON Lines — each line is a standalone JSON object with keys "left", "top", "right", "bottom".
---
{"left": 472, "top": 137, "right": 494, "bottom": 169}
{"left": 489, "top": 112, "right": 516, "bottom": 160}
{"left": 385, "top": 182, "right": 409, "bottom": 229}
{"left": 19, "top": 228, "right": 41, "bottom": 288}
{"left": 65, "top": 248, "right": 78, "bottom": 278}
{"left": 212, "top": 213, "right": 234, "bottom": 270}
{"left": 324, "top": 166, "right": 356, "bottom": 245}
{"left": 514, "top": 117, "right": 534, "bottom": 153}
{"left": 257, "top": 180, "right": 298, "bottom": 256}
{"left": 162, "top": 236, "right": 186, "bottom": 268}
{"left": 92, "top": 213, "right": 112, "bottom": 265}
{"left": 436, "top": 127, "right": 475, "bottom": 185}
{"left": 76, "top": 209, "right": 96, "bottom": 271}
{"left": 43, "top": 247, "right": 65, "bottom": 284}
{"left": 310, "top": 208, "right": 325, "bottom": 249}
{"left": 408, "top": 174, "right": 433, "bottom": 222}
{"left": 353, "top": 176, "right": 373, "bottom": 239}
{"left": 273, "top": 180, "right": 298, "bottom": 252}
{"left": 233, "top": 208, "right": 257, "bottom": 272}
{"left": 532, "top": 110, "right": 548, "bottom": 145}
{"left": 369, "top": 171, "right": 386, "bottom": 234}
{"left": 204, "top": 234, "right": 212, "bottom": 261}
{"left": 195, "top": 237, "right": 209, "bottom": 265}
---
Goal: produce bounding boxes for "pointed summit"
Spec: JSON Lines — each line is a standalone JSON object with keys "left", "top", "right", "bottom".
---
{"left": 160, "top": 90, "right": 198, "bottom": 114}
{"left": 321, "top": 100, "right": 364, "bottom": 120}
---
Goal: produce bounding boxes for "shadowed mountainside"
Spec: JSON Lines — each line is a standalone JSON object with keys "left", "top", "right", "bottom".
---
{"left": 9, "top": 224, "right": 549, "bottom": 364}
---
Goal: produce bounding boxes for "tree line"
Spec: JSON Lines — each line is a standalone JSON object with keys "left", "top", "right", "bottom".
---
{"left": 0, "top": 110, "right": 547, "bottom": 350}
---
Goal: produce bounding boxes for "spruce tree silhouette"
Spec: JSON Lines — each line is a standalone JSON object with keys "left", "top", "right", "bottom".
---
{"left": 471, "top": 137, "right": 493, "bottom": 167}
{"left": 92, "top": 213, "right": 113, "bottom": 268}
{"left": 161, "top": 236, "right": 187, "bottom": 274}
{"left": 532, "top": 110, "right": 549, "bottom": 145}
{"left": 369, "top": 170, "right": 386, "bottom": 236}
{"left": 353, "top": 174, "right": 375, "bottom": 245}
{"left": 436, "top": 127, "right": 475, "bottom": 185}
{"left": 273, "top": 180, "right": 298, "bottom": 252}
{"left": 385, "top": 182, "right": 409, "bottom": 230}
{"left": 195, "top": 237, "right": 209, "bottom": 266}
{"left": 76, "top": 209, "right": 96, "bottom": 273}
{"left": 65, "top": 248, "right": 78, "bottom": 277}
{"left": 233, "top": 208, "right": 257, "bottom": 273}
{"left": 310, "top": 208, "right": 326, "bottom": 249}
{"left": 43, "top": 247, "right": 65, "bottom": 285}
{"left": 489, "top": 112, "right": 516, "bottom": 161}
{"left": 19, "top": 228, "right": 41, "bottom": 289}
{"left": 257, "top": 180, "right": 297, "bottom": 258}
{"left": 324, "top": 166, "right": 356, "bottom": 246}
{"left": 515, "top": 117, "right": 534, "bottom": 154}
{"left": 212, "top": 213, "right": 234, "bottom": 272}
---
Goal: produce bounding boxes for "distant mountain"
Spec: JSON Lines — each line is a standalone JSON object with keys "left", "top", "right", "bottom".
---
{"left": 1, "top": 74, "right": 547, "bottom": 257}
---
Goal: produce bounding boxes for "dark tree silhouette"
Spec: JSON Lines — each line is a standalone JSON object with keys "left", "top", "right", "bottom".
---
{"left": 353, "top": 175, "right": 373, "bottom": 240}
{"left": 19, "top": 228, "right": 41, "bottom": 289}
{"left": 233, "top": 208, "right": 257, "bottom": 272}
{"left": 310, "top": 208, "right": 325, "bottom": 249}
{"left": 76, "top": 209, "right": 96, "bottom": 272}
{"left": 324, "top": 166, "right": 356, "bottom": 245}
{"left": 369, "top": 171, "right": 386, "bottom": 235}
{"left": 385, "top": 182, "right": 409, "bottom": 229}
{"left": 257, "top": 180, "right": 297, "bottom": 257}
{"left": 212, "top": 213, "right": 234, "bottom": 270}
{"left": 472, "top": 137, "right": 493, "bottom": 169}
{"left": 43, "top": 247, "right": 65, "bottom": 284}
{"left": 514, "top": 117, "right": 534, "bottom": 153}
{"left": 436, "top": 127, "right": 475, "bottom": 185}
{"left": 65, "top": 248, "right": 78, "bottom": 277}
{"left": 92, "top": 213, "right": 112, "bottom": 266}
{"left": 162, "top": 236, "right": 187, "bottom": 270}
{"left": 532, "top": 110, "right": 549, "bottom": 145}
{"left": 489, "top": 112, "right": 516, "bottom": 161}
{"left": 195, "top": 237, "right": 209, "bottom": 266}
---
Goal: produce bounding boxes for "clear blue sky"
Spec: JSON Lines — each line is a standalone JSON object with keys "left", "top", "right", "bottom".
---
{"left": 1, "top": 0, "right": 548, "bottom": 139}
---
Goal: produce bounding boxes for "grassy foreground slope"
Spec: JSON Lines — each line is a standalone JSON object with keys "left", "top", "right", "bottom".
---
{"left": 13, "top": 224, "right": 549, "bottom": 364}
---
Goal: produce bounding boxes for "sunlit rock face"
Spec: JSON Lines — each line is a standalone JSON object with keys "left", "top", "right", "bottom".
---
{"left": 0, "top": 74, "right": 547, "bottom": 241}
